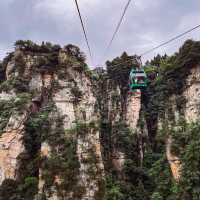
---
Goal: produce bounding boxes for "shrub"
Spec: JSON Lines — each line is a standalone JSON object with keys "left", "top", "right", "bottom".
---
{"left": 0, "top": 179, "right": 20, "bottom": 200}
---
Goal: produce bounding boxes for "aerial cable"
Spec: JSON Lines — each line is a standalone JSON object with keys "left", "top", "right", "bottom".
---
{"left": 104, "top": 23, "right": 200, "bottom": 68}
{"left": 74, "top": 0, "right": 93, "bottom": 63}
{"left": 103, "top": 0, "right": 132, "bottom": 59}
{"left": 140, "top": 24, "right": 200, "bottom": 56}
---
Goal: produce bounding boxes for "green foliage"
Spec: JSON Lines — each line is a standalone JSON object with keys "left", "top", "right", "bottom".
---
{"left": 19, "top": 177, "right": 38, "bottom": 200}
{"left": 0, "top": 62, "right": 5, "bottom": 82}
{"left": 0, "top": 94, "right": 31, "bottom": 134}
{"left": 0, "top": 39, "right": 199, "bottom": 200}
{"left": 146, "top": 121, "right": 200, "bottom": 200}
{"left": 140, "top": 40, "right": 200, "bottom": 200}
{"left": 15, "top": 40, "right": 61, "bottom": 53}
{"left": 156, "top": 40, "right": 200, "bottom": 95}
{"left": 0, "top": 100, "right": 14, "bottom": 133}
{"left": 105, "top": 173, "right": 151, "bottom": 200}
{"left": 14, "top": 51, "right": 26, "bottom": 75}
{"left": 0, "top": 177, "right": 38, "bottom": 200}
{"left": 64, "top": 44, "right": 86, "bottom": 64}
{"left": 24, "top": 105, "right": 51, "bottom": 154}
{"left": 71, "top": 86, "right": 83, "bottom": 103}
{"left": 14, "top": 40, "right": 89, "bottom": 75}
{"left": 142, "top": 40, "right": 200, "bottom": 149}
{"left": 106, "top": 52, "right": 139, "bottom": 90}
{"left": 171, "top": 122, "right": 200, "bottom": 199}
{"left": 102, "top": 121, "right": 154, "bottom": 200}
{"left": 144, "top": 65, "right": 158, "bottom": 82}
{"left": 1, "top": 52, "right": 14, "bottom": 70}
{"left": 0, "top": 77, "right": 29, "bottom": 93}
{"left": 18, "top": 104, "right": 53, "bottom": 199}
{"left": 148, "top": 155, "right": 175, "bottom": 200}
{"left": 112, "top": 121, "right": 139, "bottom": 159}
{"left": 34, "top": 194, "right": 45, "bottom": 200}
{"left": 0, "top": 179, "right": 21, "bottom": 200}
{"left": 143, "top": 40, "right": 200, "bottom": 126}
{"left": 23, "top": 104, "right": 83, "bottom": 198}
{"left": 105, "top": 176, "right": 124, "bottom": 200}
{"left": 111, "top": 91, "right": 120, "bottom": 105}
{"left": 151, "top": 192, "right": 163, "bottom": 200}
{"left": 67, "top": 120, "right": 99, "bottom": 137}
{"left": 15, "top": 93, "right": 31, "bottom": 108}
{"left": 37, "top": 53, "right": 59, "bottom": 69}
{"left": 39, "top": 114, "right": 83, "bottom": 197}
{"left": 146, "top": 54, "right": 168, "bottom": 67}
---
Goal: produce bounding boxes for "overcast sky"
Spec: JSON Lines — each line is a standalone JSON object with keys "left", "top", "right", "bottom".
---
{"left": 0, "top": 0, "right": 200, "bottom": 67}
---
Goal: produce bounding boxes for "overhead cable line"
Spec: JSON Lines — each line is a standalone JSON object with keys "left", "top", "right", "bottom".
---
{"left": 140, "top": 24, "right": 200, "bottom": 56}
{"left": 103, "top": 23, "right": 200, "bottom": 68}
{"left": 74, "top": 0, "right": 93, "bottom": 62}
{"left": 103, "top": 0, "right": 132, "bottom": 58}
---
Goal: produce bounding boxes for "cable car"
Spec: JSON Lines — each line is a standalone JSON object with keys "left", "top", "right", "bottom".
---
{"left": 129, "top": 68, "right": 147, "bottom": 90}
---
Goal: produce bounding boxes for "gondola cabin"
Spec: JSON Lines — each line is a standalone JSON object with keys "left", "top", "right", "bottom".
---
{"left": 129, "top": 68, "right": 147, "bottom": 90}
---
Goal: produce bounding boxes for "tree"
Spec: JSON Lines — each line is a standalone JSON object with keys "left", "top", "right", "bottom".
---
{"left": 106, "top": 52, "right": 139, "bottom": 90}
{"left": 0, "top": 62, "right": 5, "bottom": 82}
{"left": 64, "top": 44, "right": 86, "bottom": 63}
{"left": 147, "top": 54, "right": 168, "bottom": 67}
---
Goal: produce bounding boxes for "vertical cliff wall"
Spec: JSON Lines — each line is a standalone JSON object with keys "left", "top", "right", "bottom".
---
{"left": 156, "top": 66, "right": 200, "bottom": 181}
{"left": 0, "top": 40, "right": 199, "bottom": 200}
{"left": 0, "top": 45, "right": 107, "bottom": 200}
{"left": 0, "top": 43, "right": 144, "bottom": 200}
{"left": 142, "top": 40, "right": 200, "bottom": 200}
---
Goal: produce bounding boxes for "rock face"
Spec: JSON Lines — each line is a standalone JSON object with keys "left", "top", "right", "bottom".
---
{"left": 0, "top": 41, "right": 199, "bottom": 199}
{"left": 0, "top": 47, "right": 109, "bottom": 200}
{"left": 184, "top": 66, "right": 200, "bottom": 122}
{"left": 158, "top": 66, "right": 200, "bottom": 181}
{"left": 166, "top": 136, "right": 181, "bottom": 181}
{"left": 0, "top": 129, "right": 24, "bottom": 183}
{"left": 126, "top": 91, "right": 141, "bottom": 130}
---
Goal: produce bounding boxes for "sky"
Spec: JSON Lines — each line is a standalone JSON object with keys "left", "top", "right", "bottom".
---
{"left": 0, "top": 0, "right": 200, "bottom": 67}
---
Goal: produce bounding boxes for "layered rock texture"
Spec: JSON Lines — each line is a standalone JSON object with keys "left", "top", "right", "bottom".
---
{"left": 0, "top": 40, "right": 200, "bottom": 200}
{"left": 0, "top": 43, "right": 144, "bottom": 200}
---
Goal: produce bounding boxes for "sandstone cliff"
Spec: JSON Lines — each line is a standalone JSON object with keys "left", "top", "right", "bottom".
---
{"left": 0, "top": 40, "right": 199, "bottom": 200}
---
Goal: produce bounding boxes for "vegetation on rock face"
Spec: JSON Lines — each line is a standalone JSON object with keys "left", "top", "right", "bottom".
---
{"left": 41, "top": 117, "right": 81, "bottom": 197}
{"left": 0, "top": 177, "right": 38, "bottom": 200}
{"left": 0, "top": 93, "right": 31, "bottom": 134}
{"left": 141, "top": 40, "right": 200, "bottom": 200}
{"left": 0, "top": 39, "right": 200, "bottom": 199}
{"left": 14, "top": 40, "right": 89, "bottom": 74}
{"left": 23, "top": 102, "right": 84, "bottom": 198}
{"left": 171, "top": 121, "right": 200, "bottom": 199}
{"left": 99, "top": 40, "right": 200, "bottom": 200}
{"left": 0, "top": 62, "right": 5, "bottom": 82}
{"left": 63, "top": 44, "right": 86, "bottom": 64}
{"left": 145, "top": 54, "right": 168, "bottom": 68}
{"left": 71, "top": 85, "right": 83, "bottom": 103}
{"left": 15, "top": 40, "right": 61, "bottom": 53}
{"left": 106, "top": 52, "right": 139, "bottom": 91}
{"left": 142, "top": 40, "right": 200, "bottom": 146}
{"left": 0, "top": 77, "right": 30, "bottom": 93}
{"left": 105, "top": 52, "right": 141, "bottom": 111}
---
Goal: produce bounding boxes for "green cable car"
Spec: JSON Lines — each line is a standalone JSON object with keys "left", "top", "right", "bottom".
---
{"left": 129, "top": 68, "right": 147, "bottom": 90}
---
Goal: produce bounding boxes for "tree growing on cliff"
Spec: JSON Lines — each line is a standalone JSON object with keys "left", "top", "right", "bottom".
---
{"left": 64, "top": 44, "right": 86, "bottom": 63}
{"left": 0, "top": 62, "right": 5, "bottom": 82}
{"left": 106, "top": 52, "right": 139, "bottom": 88}
{"left": 146, "top": 54, "right": 168, "bottom": 68}
{"left": 15, "top": 40, "right": 61, "bottom": 53}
